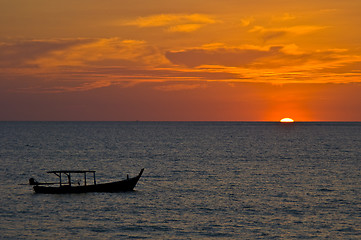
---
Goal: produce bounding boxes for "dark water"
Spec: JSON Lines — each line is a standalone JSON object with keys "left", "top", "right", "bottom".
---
{"left": 0, "top": 122, "right": 360, "bottom": 239}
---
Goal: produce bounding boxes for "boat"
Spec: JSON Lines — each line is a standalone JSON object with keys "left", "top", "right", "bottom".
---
{"left": 29, "top": 168, "right": 144, "bottom": 194}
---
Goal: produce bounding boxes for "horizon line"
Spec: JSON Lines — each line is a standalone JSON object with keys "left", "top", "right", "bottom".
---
{"left": 1, "top": 120, "right": 361, "bottom": 123}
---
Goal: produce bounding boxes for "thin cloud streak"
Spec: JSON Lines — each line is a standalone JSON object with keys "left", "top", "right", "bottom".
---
{"left": 249, "top": 25, "right": 328, "bottom": 41}
{"left": 123, "top": 13, "right": 218, "bottom": 32}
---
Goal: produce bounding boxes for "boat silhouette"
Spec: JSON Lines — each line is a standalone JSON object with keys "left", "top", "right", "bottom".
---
{"left": 29, "top": 169, "right": 144, "bottom": 194}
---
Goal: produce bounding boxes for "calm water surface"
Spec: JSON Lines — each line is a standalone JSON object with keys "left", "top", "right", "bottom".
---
{"left": 0, "top": 122, "right": 360, "bottom": 239}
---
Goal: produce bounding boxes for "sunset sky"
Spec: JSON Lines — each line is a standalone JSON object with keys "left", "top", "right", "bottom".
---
{"left": 1, "top": 0, "right": 360, "bottom": 121}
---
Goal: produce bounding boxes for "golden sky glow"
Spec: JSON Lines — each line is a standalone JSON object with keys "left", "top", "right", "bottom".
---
{"left": 1, "top": 0, "right": 361, "bottom": 121}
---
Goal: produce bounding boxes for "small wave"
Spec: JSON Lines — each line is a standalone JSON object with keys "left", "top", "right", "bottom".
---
{"left": 317, "top": 188, "right": 334, "bottom": 192}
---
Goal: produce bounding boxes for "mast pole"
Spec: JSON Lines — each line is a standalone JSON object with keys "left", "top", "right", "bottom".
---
{"left": 59, "top": 173, "right": 62, "bottom": 187}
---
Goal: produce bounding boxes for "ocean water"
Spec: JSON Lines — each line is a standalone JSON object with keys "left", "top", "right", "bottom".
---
{"left": 0, "top": 121, "right": 360, "bottom": 239}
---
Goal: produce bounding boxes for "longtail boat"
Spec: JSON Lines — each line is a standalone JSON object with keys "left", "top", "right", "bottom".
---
{"left": 29, "top": 168, "right": 144, "bottom": 194}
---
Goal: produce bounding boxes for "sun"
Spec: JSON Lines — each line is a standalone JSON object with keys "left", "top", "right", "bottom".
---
{"left": 280, "top": 117, "right": 295, "bottom": 123}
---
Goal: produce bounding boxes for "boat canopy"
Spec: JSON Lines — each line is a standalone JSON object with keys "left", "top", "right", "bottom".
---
{"left": 47, "top": 170, "right": 96, "bottom": 187}
{"left": 47, "top": 170, "right": 96, "bottom": 174}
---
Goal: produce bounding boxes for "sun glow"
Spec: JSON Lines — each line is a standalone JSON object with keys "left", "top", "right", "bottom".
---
{"left": 280, "top": 117, "right": 295, "bottom": 123}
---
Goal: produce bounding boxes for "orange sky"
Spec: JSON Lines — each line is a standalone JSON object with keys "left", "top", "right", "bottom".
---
{"left": 1, "top": 0, "right": 360, "bottom": 121}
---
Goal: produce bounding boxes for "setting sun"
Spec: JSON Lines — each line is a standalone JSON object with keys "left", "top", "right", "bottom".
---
{"left": 280, "top": 118, "right": 295, "bottom": 123}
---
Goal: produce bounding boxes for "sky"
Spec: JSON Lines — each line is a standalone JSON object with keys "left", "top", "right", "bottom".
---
{"left": 1, "top": 0, "right": 361, "bottom": 121}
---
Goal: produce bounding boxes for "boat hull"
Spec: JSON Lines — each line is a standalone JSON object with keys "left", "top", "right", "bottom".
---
{"left": 33, "top": 169, "right": 143, "bottom": 194}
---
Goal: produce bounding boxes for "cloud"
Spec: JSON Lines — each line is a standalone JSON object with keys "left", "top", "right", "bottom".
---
{"left": 154, "top": 83, "right": 204, "bottom": 91}
{"left": 11, "top": 38, "right": 169, "bottom": 72}
{"left": 272, "top": 13, "right": 296, "bottom": 22}
{"left": 166, "top": 45, "right": 283, "bottom": 67}
{"left": 0, "top": 38, "right": 168, "bottom": 92}
{"left": 253, "top": 48, "right": 360, "bottom": 69}
{"left": 0, "top": 39, "right": 92, "bottom": 68}
{"left": 1, "top": 38, "right": 245, "bottom": 92}
{"left": 317, "top": 61, "right": 361, "bottom": 74}
{"left": 240, "top": 17, "right": 254, "bottom": 27}
{"left": 40, "top": 80, "right": 113, "bottom": 93}
{"left": 165, "top": 44, "right": 361, "bottom": 83}
{"left": 168, "top": 24, "right": 204, "bottom": 33}
{"left": 2, "top": 38, "right": 361, "bottom": 94}
{"left": 124, "top": 14, "right": 217, "bottom": 32}
{"left": 250, "top": 25, "right": 327, "bottom": 41}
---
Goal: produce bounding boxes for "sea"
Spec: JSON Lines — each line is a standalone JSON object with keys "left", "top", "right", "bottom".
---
{"left": 0, "top": 121, "right": 360, "bottom": 239}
